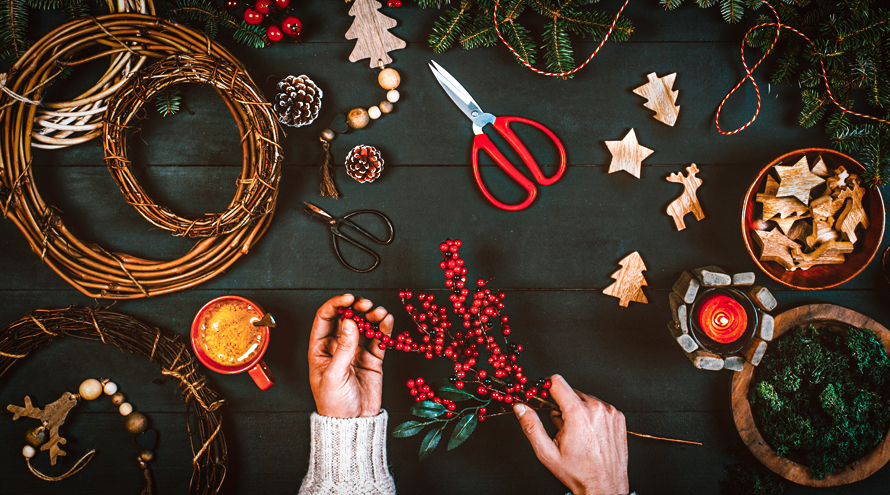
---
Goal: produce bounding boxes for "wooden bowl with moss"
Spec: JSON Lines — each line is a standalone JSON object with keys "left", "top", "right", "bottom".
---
{"left": 730, "top": 304, "right": 890, "bottom": 487}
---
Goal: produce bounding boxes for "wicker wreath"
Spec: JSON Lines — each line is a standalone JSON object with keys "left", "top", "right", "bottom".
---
{"left": 104, "top": 53, "right": 281, "bottom": 237}
{"left": 0, "top": 306, "right": 227, "bottom": 494}
{"left": 29, "top": 1, "right": 157, "bottom": 149}
{"left": 0, "top": 14, "right": 282, "bottom": 299}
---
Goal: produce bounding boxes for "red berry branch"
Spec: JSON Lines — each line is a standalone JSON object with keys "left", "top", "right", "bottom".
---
{"left": 342, "top": 239, "right": 557, "bottom": 459}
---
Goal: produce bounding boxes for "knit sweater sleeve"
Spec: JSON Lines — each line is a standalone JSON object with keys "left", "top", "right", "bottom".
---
{"left": 298, "top": 410, "right": 397, "bottom": 495}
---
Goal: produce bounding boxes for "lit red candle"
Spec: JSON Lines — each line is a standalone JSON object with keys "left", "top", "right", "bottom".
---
{"left": 697, "top": 293, "right": 747, "bottom": 344}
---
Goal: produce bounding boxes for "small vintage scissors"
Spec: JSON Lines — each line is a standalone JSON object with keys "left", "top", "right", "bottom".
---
{"left": 302, "top": 202, "right": 395, "bottom": 273}
{"left": 429, "top": 60, "right": 567, "bottom": 211}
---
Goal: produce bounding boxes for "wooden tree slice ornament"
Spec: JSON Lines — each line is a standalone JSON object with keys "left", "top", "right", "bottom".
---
{"left": 666, "top": 164, "right": 705, "bottom": 231}
{"left": 603, "top": 251, "right": 648, "bottom": 307}
{"left": 632, "top": 72, "right": 680, "bottom": 126}
{"left": 345, "top": 0, "right": 406, "bottom": 67}
{"left": 604, "top": 129, "right": 653, "bottom": 178}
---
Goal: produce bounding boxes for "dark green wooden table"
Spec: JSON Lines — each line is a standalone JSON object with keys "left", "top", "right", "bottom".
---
{"left": 2, "top": 2, "right": 888, "bottom": 494}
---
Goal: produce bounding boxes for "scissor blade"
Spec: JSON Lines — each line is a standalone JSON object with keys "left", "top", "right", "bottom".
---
{"left": 302, "top": 202, "right": 334, "bottom": 222}
{"left": 429, "top": 60, "right": 487, "bottom": 125}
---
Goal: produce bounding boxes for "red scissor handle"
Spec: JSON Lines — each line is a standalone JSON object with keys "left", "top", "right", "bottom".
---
{"left": 472, "top": 116, "right": 567, "bottom": 211}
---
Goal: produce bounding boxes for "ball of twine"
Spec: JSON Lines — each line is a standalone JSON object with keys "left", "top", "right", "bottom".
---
{"left": 0, "top": 306, "right": 227, "bottom": 494}
{"left": 0, "top": 14, "right": 282, "bottom": 299}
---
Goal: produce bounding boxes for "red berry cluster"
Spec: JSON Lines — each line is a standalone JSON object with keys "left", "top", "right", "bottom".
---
{"left": 406, "top": 378, "right": 456, "bottom": 417}
{"left": 222, "top": 0, "right": 302, "bottom": 43}
{"left": 386, "top": 0, "right": 402, "bottom": 7}
{"left": 377, "top": 239, "right": 555, "bottom": 421}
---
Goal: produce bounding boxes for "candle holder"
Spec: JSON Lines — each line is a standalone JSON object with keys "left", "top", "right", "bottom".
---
{"left": 668, "top": 266, "right": 777, "bottom": 372}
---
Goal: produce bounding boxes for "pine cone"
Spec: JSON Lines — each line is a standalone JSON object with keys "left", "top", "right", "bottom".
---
{"left": 273, "top": 75, "right": 322, "bottom": 127}
{"left": 345, "top": 145, "right": 384, "bottom": 183}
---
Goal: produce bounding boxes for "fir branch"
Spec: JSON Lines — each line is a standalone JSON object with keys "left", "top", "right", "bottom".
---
{"left": 799, "top": 89, "right": 828, "bottom": 127}
{"left": 541, "top": 16, "right": 573, "bottom": 75}
{"left": 834, "top": 9, "right": 890, "bottom": 47}
{"left": 720, "top": 0, "right": 745, "bottom": 23}
{"left": 500, "top": 17, "right": 535, "bottom": 65}
{"left": 660, "top": 0, "right": 683, "bottom": 9}
{"left": 430, "top": 3, "right": 473, "bottom": 53}
{"left": 163, "top": 0, "right": 268, "bottom": 48}
{"left": 460, "top": 14, "right": 498, "bottom": 49}
{"left": 0, "top": 0, "right": 29, "bottom": 61}
{"left": 231, "top": 20, "right": 265, "bottom": 49}
{"left": 155, "top": 86, "right": 182, "bottom": 116}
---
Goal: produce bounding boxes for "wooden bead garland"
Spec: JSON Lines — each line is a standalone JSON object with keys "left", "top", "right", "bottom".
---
{"left": 316, "top": 63, "right": 402, "bottom": 196}
{"left": 7, "top": 378, "right": 158, "bottom": 487}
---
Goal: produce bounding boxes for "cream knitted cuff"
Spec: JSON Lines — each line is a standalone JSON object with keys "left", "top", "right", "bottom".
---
{"left": 298, "top": 410, "right": 397, "bottom": 495}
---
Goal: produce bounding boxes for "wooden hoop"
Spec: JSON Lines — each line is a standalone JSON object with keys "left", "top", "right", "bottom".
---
{"left": 0, "top": 14, "right": 282, "bottom": 299}
{"left": 0, "top": 307, "right": 227, "bottom": 494}
{"left": 104, "top": 53, "right": 280, "bottom": 237}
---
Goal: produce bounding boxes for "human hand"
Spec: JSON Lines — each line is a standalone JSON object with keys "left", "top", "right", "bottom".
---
{"left": 308, "top": 294, "right": 394, "bottom": 418}
{"left": 513, "top": 374, "right": 629, "bottom": 495}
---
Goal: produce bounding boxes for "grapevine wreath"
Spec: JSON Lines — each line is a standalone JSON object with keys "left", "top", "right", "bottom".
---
{"left": 0, "top": 14, "right": 282, "bottom": 299}
{"left": 0, "top": 306, "right": 227, "bottom": 494}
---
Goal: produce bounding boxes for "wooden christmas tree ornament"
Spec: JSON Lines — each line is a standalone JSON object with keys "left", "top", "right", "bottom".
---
{"left": 603, "top": 251, "right": 648, "bottom": 307}
{"left": 666, "top": 164, "right": 705, "bottom": 231}
{"left": 632, "top": 72, "right": 680, "bottom": 126}
{"left": 345, "top": 0, "right": 407, "bottom": 68}
{"left": 605, "top": 129, "right": 654, "bottom": 179}
{"left": 774, "top": 156, "right": 826, "bottom": 205}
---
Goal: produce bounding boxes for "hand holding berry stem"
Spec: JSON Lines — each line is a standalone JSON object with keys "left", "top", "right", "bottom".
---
{"left": 513, "top": 374, "right": 629, "bottom": 495}
{"left": 308, "top": 294, "right": 394, "bottom": 418}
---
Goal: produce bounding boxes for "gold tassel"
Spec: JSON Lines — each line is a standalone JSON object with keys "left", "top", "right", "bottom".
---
{"left": 139, "top": 459, "right": 155, "bottom": 495}
{"left": 319, "top": 138, "right": 339, "bottom": 198}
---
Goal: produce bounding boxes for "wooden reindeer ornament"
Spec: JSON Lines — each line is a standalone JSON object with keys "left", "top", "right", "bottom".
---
{"left": 345, "top": 0, "right": 407, "bottom": 67}
{"left": 666, "top": 164, "right": 705, "bottom": 231}
{"left": 836, "top": 179, "right": 869, "bottom": 244}
{"left": 8, "top": 392, "right": 78, "bottom": 465}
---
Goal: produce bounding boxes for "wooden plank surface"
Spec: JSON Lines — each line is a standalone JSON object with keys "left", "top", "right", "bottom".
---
{"left": 2, "top": 2, "right": 890, "bottom": 495}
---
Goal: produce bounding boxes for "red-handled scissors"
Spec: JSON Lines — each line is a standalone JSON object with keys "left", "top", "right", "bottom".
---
{"left": 429, "top": 60, "right": 567, "bottom": 211}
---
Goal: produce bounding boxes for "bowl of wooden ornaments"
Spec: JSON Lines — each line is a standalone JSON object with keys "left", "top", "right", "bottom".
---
{"left": 741, "top": 148, "right": 886, "bottom": 290}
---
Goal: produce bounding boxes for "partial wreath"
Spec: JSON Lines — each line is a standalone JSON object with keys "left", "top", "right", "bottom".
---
{"left": 0, "top": 306, "right": 227, "bottom": 494}
{"left": 0, "top": 14, "right": 282, "bottom": 299}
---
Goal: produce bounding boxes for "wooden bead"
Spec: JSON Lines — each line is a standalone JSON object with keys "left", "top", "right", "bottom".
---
{"left": 79, "top": 379, "right": 102, "bottom": 400}
{"left": 25, "top": 427, "right": 46, "bottom": 447}
{"left": 103, "top": 381, "right": 118, "bottom": 395}
{"left": 139, "top": 450, "right": 155, "bottom": 462}
{"left": 386, "top": 90, "right": 400, "bottom": 103}
{"left": 125, "top": 412, "right": 149, "bottom": 434}
{"left": 321, "top": 128, "right": 336, "bottom": 141}
{"left": 22, "top": 445, "right": 35, "bottom": 458}
{"left": 119, "top": 402, "right": 133, "bottom": 416}
{"left": 378, "top": 68, "right": 401, "bottom": 90}
{"left": 111, "top": 392, "right": 126, "bottom": 405}
{"left": 347, "top": 108, "right": 369, "bottom": 129}
{"left": 379, "top": 101, "right": 393, "bottom": 114}
{"left": 368, "top": 106, "right": 381, "bottom": 119}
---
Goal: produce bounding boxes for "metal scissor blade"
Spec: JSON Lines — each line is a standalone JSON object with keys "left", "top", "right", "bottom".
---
{"left": 302, "top": 202, "right": 335, "bottom": 222}
{"left": 429, "top": 60, "right": 489, "bottom": 128}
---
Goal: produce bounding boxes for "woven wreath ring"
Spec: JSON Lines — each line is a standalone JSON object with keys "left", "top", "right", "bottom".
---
{"left": 0, "top": 14, "right": 282, "bottom": 299}
{"left": 0, "top": 307, "right": 227, "bottom": 494}
{"left": 29, "top": 1, "right": 157, "bottom": 149}
{"left": 104, "top": 52, "right": 281, "bottom": 238}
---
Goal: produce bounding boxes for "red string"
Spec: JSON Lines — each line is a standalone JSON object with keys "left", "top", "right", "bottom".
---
{"left": 716, "top": 0, "right": 890, "bottom": 135}
{"left": 492, "top": 0, "right": 631, "bottom": 78}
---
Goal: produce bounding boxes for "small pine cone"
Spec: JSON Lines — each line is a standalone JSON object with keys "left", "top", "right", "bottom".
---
{"left": 345, "top": 145, "right": 384, "bottom": 183}
{"left": 273, "top": 75, "right": 323, "bottom": 127}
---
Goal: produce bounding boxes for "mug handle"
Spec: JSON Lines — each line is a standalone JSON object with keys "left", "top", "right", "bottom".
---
{"left": 248, "top": 359, "right": 275, "bottom": 390}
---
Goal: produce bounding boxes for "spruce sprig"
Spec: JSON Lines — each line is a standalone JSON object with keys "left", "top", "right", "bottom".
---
{"left": 162, "top": 0, "right": 268, "bottom": 49}
{"left": 155, "top": 86, "right": 182, "bottom": 116}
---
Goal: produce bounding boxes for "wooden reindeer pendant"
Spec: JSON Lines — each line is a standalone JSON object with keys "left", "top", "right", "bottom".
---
{"left": 345, "top": 0, "right": 407, "bottom": 67}
{"left": 666, "top": 164, "right": 705, "bottom": 231}
{"left": 836, "top": 180, "right": 869, "bottom": 244}
{"left": 8, "top": 392, "right": 79, "bottom": 465}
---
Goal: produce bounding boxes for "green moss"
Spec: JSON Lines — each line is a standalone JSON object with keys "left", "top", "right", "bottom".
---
{"left": 749, "top": 325, "right": 890, "bottom": 479}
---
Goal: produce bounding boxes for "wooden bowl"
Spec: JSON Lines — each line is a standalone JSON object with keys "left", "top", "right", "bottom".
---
{"left": 730, "top": 304, "right": 890, "bottom": 486}
{"left": 741, "top": 148, "right": 886, "bottom": 290}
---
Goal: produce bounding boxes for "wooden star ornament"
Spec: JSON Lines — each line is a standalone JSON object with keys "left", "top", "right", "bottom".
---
{"left": 753, "top": 228, "right": 798, "bottom": 270}
{"left": 774, "top": 157, "right": 825, "bottom": 205}
{"left": 605, "top": 129, "right": 654, "bottom": 179}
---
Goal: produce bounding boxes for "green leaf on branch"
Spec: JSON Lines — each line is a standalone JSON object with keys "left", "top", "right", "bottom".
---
{"left": 447, "top": 413, "right": 478, "bottom": 450}
{"left": 436, "top": 385, "right": 477, "bottom": 401}
{"left": 410, "top": 400, "right": 447, "bottom": 418}
{"left": 393, "top": 420, "right": 428, "bottom": 437}
{"left": 419, "top": 424, "right": 445, "bottom": 461}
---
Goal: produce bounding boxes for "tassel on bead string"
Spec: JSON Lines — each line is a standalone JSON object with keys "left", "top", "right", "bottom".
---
{"left": 319, "top": 138, "right": 339, "bottom": 198}
{"left": 139, "top": 458, "right": 156, "bottom": 495}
